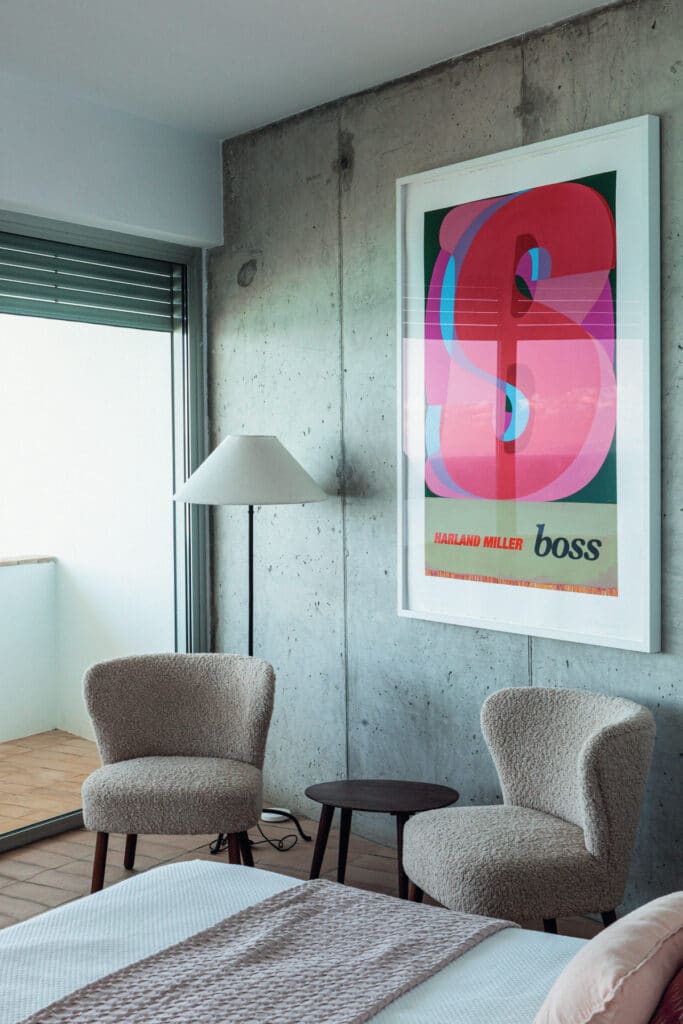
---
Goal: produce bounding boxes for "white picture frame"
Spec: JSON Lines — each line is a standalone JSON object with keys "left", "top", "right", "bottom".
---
{"left": 397, "top": 115, "right": 660, "bottom": 651}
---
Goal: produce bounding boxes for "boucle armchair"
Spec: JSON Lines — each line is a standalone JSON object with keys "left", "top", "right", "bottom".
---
{"left": 403, "top": 687, "right": 655, "bottom": 931}
{"left": 81, "top": 653, "right": 275, "bottom": 892}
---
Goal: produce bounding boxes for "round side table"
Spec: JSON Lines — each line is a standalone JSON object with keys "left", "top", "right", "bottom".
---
{"left": 305, "top": 779, "right": 459, "bottom": 899}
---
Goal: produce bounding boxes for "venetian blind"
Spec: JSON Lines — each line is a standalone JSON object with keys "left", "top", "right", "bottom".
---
{"left": 0, "top": 231, "right": 179, "bottom": 332}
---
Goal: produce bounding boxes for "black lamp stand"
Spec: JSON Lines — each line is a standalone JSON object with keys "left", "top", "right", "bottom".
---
{"left": 210, "top": 504, "right": 311, "bottom": 856}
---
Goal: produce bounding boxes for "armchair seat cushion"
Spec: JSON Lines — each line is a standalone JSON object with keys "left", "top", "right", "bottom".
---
{"left": 403, "top": 805, "right": 609, "bottom": 922}
{"left": 82, "top": 756, "right": 262, "bottom": 836}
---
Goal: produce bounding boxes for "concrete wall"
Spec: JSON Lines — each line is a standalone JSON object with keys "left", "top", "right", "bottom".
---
{"left": 0, "top": 69, "right": 222, "bottom": 247}
{"left": 208, "top": 0, "right": 682, "bottom": 910}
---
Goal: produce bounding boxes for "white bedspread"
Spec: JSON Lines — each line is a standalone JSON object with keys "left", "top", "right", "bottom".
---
{"left": 0, "top": 861, "right": 583, "bottom": 1024}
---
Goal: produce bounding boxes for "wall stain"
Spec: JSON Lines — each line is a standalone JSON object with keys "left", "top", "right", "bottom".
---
{"left": 333, "top": 130, "right": 355, "bottom": 190}
{"left": 237, "top": 259, "right": 257, "bottom": 287}
{"left": 515, "top": 47, "right": 558, "bottom": 143}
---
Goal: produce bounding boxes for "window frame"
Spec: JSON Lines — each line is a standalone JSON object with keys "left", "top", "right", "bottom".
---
{"left": 0, "top": 209, "right": 209, "bottom": 852}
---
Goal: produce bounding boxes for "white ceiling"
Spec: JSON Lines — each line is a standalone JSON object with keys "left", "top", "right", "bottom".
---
{"left": 0, "top": 0, "right": 617, "bottom": 139}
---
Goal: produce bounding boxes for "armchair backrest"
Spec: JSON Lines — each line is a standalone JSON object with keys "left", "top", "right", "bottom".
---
{"left": 83, "top": 653, "right": 275, "bottom": 769}
{"left": 481, "top": 687, "right": 655, "bottom": 883}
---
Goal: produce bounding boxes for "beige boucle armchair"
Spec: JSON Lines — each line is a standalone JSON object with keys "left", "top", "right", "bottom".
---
{"left": 81, "top": 653, "right": 275, "bottom": 892}
{"left": 403, "top": 687, "right": 655, "bottom": 931}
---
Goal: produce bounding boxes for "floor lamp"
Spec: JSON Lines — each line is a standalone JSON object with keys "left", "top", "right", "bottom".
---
{"left": 174, "top": 434, "right": 327, "bottom": 847}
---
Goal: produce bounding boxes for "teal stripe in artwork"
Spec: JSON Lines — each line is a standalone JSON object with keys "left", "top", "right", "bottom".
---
{"left": 501, "top": 382, "right": 530, "bottom": 442}
{"left": 439, "top": 255, "right": 455, "bottom": 347}
{"left": 530, "top": 246, "right": 540, "bottom": 281}
{"left": 425, "top": 405, "right": 441, "bottom": 457}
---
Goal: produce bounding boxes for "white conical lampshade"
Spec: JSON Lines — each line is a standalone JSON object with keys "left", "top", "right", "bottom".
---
{"left": 174, "top": 435, "right": 327, "bottom": 506}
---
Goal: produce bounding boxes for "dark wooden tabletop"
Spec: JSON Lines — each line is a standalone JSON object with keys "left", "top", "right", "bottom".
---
{"left": 304, "top": 779, "right": 459, "bottom": 814}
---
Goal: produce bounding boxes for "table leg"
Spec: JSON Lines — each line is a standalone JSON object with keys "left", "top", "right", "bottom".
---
{"left": 309, "top": 803, "right": 335, "bottom": 879}
{"left": 337, "top": 807, "right": 352, "bottom": 884}
{"left": 396, "top": 812, "right": 410, "bottom": 899}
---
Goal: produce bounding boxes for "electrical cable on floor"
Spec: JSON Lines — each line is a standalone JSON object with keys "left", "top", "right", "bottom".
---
{"left": 252, "top": 822, "right": 298, "bottom": 852}
{"left": 209, "top": 815, "right": 311, "bottom": 856}
{"left": 209, "top": 825, "right": 296, "bottom": 854}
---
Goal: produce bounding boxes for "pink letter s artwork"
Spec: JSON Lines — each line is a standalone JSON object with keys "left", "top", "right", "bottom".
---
{"left": 425, "top": 180, "right": 617, "bottom": 503}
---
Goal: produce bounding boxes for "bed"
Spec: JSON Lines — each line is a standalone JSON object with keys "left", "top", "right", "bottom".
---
{"left": 0, "top": 860, "right": 583, "bottom": 1024}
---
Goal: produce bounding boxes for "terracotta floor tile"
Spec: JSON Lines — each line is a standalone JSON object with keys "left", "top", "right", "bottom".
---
{"left": 0, "top": 744, "right": 33, "bottom": 756}
{"left": 122, "top": 839, "right": 197, "bottom": 862}
{"left": 0, "top": 892, "right": 49, "bottom": 921}
{"left": 38, "top": 788, "right": 82, "bottom": 804}
{"left": 322, "top": 860, "right": 399, "bottom": 893}
{"left": 1, "top": 847, "right": 74, "bottom": 869}
{"left": 18, "top": 732, "right": 70, "bottom": 748}
{"left": 0, "top": 803, "right": 32, "bottom": 819}
{"left": 0, "top": 817, "right": 24, "bottom": 832}
{"left": 259, "top": 863, "right": 309, "bottom": 880}
{"left": 25, "top": 869, "right": 91, "bottom": 896}
{"left": 8, "top": 756, "right": 94, "bottom": 774}
{"left": 0, "top": 732, "right": 95, "bottom": 831}
{"left": 95, "top": 834, "right": 127, "bottom": 852}
{"left": 143, "top": 834, "right": 215, "bottom": 850}
{"left": 0, "top": 781, "right": 41, "bottom": 797}
{"left": 0, "top": 872, "right": 23, "bottom": 887}
{"left": 53, "top": 830, "right": 95, "bottom": 848}
{"left": 32, "top": 838, "right": 94, "bottom": 861}
{"left": 44, "top": 781, "right": 85, "bottom": 794}
{"left": 127, "top": 852, "right": 170, "bottom": 871}
{"left": 56, "top": 852, "right": 160, "bottom": 876}
{"left": 53, "top": 739, "right": 98, "bottom": 751}
{"left": 344, "top": 879, "right": 397, "bottom": 897}
{"left": 172, "top": 850, "right": 224, "bottom": 865}
{"left": 1, "top": 880, "right": 77, "bottom": 908}
{"left": 0, "top": 858, "right": 44, "bottom": 881}
{"left": 350, "top": 839, "right": 395, "bottom": 858}
{"left": 6, "top": 816, "right": 57, "bottom": 830}
{"left": 347, "top": 852, "right": 399, "bottom": 872}
{"left": 0, "top": 792, "right": 63, "bottom": 811}
{"left": 0, "top": 769, "right": 76, "bottom": 787}
{"left": 253, "top": 842, "right": 312, "bottom": 866}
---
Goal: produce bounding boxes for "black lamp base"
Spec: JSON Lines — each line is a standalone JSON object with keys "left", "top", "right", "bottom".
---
{"left": 210, "top": 506, "right": 310, "bottom": 858}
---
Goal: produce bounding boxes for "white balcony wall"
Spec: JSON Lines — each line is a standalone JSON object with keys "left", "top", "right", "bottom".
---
{"left": 0, "top": 314, "right": 176, "bottom": 740}
{"left": 0, "top": 560, "right": 57, "bottom": 742}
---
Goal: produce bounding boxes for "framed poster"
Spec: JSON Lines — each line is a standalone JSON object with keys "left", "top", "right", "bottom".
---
{"left": 397, "top": 116, "right": 660, "bottom": 651}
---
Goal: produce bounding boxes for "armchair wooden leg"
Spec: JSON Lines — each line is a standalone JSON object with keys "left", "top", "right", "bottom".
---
{"left": 226, "top": 833, "right": 241, "bottom": 865}
{"left": 543, "top": 918, "right": 558, "bottom": 934}
{"left": 91, "top": 832, "right": 109, "bottom": 893}
{"left": 601, "top": 909, "right": 617, "bottom": 927}
{"left": 123, "top": 833, "right": 138, "bottom": 870}
{"left": 238, "top": 831, "right": 254, "bottom": 867}
{"left": 408, "top": 882, "right": 424, "bottom": 903}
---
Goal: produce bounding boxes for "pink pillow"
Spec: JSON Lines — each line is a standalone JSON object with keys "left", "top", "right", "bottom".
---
{"left": 649, "top": 966, "right": 683, "bottom": 1023}
{"left": 534, "top": 892, "right": 683, "bottom": 1024}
